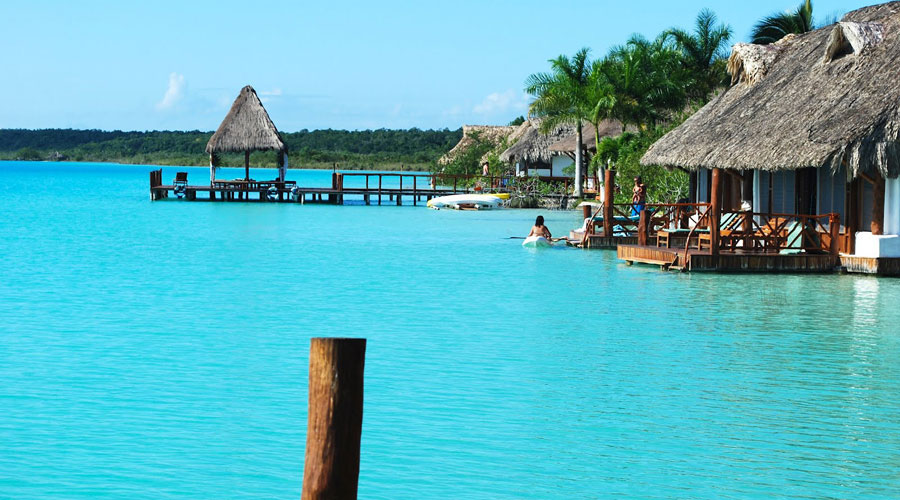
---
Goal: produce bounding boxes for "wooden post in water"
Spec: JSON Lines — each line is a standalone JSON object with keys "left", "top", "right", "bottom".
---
{"left": 302, "top": 338, "right": 366, "bottom": 500}
{"left": 582, "top": 204, "right": 592, "bottom": 220}
{"left": 710, "top": 168, "right": 722, "bottom": 257}
{"left": 603, "top": 169, "right": 615, "bottom": 237}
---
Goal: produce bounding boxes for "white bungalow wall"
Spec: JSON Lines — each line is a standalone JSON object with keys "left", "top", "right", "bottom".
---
{"left": 551, "top": 156, "right": 575, "bottom": 177}
{"left": 885, "top": 177, "right": 900, "bottom": 235}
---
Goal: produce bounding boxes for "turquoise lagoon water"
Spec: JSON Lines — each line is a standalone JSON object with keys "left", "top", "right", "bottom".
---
{"left": 1, "top": 161, "right": 900, "bottom": 499}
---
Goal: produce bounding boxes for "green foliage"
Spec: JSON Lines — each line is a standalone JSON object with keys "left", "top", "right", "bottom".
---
{"left": 524, "top": 8, "right": 731, "bottom": 202}
{"left": 596, "top": 123, "right": 690, "bottom": 204}
{"left": 525, "top": 48, "right": 594, "bottom": 193}
{"left": 508, "top": 116, "right": 526, "bottom": 126}
{"left": 752, "top": 0, "right": 815, "bottom": 45}
{"left": 0, "top": 128, "right": 463, "bottom": 170}
{"left": 662, "top": 9, "right": 733, "bottom": 101}
{"left": 15, "top": 147, "right": 43, "bottom": 161}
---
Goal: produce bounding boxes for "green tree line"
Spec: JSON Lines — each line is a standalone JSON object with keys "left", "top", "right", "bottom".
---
{"left": 0, "top": 128, "right": 462, "bottom": 170}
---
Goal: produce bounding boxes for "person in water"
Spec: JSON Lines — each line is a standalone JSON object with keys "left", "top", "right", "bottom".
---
{"left": 632, "top": 176, "right": 647, "bottom": 215}
{"left": 528, "top": 215, "right": 552, "bottom": 239}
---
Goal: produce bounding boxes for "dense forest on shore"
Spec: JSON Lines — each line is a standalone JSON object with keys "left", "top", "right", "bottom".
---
{"left": 0, "top": 128, "right": 462, "bottom": 170}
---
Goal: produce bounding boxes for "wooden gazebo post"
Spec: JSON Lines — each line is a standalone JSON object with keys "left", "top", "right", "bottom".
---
{"left": 244, "top": 151, "right": 250, "bottom": 181}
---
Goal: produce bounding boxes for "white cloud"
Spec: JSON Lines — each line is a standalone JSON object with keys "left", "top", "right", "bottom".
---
{"left": 258, "top": 88, "right": 282, "bottom": 103}
{"left": 473, "top": 89, "right": 527, "bottom": 115}
{"left": 156, "top": 73, "right": 185, "bottom": 110}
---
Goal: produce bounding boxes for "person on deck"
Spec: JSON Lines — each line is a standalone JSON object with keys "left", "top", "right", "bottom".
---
{"left": 632, "top": 176, "right": 646, "bottom": 215}
{"left": 528, "top": 215, "right": 552, "bottom": 239}
{"left": 482, "top": 162, "right": 490, "bottom": 176}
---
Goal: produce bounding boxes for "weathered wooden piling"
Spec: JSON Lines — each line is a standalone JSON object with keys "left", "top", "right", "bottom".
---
{"left": 302, "top": 337, "right": 366, "bottom": 500}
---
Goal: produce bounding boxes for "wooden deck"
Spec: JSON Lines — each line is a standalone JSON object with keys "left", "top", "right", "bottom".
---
{"left": 149, "top": 170, "right": 573, "bottom": 207}
{"left": 617, "top": 245, "right": 841, "bottom": 273}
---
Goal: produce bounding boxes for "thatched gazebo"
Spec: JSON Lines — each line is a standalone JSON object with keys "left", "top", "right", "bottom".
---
{"left": 641, "top": 2, "right": 900, "bottom": 256}
{"left": 548, "top": 119, "right": 625, "bottom": 158}
{"left": 206, "top": 85, "right": 288, "bottom": 184}
{"left": 499, "top": 119, "right": 589, "bottom": 175}
{"left": 438, "top": 125, "right": 517, "bottom": 166}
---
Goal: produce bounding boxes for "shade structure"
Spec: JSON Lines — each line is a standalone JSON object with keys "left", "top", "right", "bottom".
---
{"left": 206, "top": 85, "right": 288, "bottom": 183}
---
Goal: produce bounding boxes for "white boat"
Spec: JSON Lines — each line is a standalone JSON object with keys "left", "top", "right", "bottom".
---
{"left": 427, "top": 194, "right": 504, "bottom": 210}
{"left": 522, "top": 236, "right": 553, "bottom": 248}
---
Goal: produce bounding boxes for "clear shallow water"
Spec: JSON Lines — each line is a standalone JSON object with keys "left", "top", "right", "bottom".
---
{"left": 1, "top": 161, "right": 899, "bottom": 499}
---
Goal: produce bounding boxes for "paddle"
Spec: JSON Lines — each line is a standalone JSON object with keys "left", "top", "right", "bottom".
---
{"left": 506, "top": 236, "right": 567, "bottom": 242}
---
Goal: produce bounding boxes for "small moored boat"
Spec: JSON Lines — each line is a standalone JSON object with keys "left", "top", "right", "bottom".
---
{"left": 427, "top": 194, "right": 505, "bottom": 210}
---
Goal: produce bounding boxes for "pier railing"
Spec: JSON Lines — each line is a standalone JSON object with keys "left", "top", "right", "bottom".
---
{"left": 338, "top": 172, "right": 574, "bottom": 194}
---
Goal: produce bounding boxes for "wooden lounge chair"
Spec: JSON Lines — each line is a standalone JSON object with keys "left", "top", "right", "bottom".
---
{"left": 698, "top": 212, "right": 743, "bottom": 250}
{"left": 173, "top": 171, "right": 188, "bottom": 186}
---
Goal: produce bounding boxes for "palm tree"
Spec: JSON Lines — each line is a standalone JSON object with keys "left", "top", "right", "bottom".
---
{"left": 525, "top": 48, "right": 593, "bottom": 197}
{"left": 592, "top": 35, "right": 686, "bottom": 131}
{"left": 663, "top": 9, "right": 733, "bottom": 101}
{"left": 751, "top": 0, "right": 814, "bottom": 45}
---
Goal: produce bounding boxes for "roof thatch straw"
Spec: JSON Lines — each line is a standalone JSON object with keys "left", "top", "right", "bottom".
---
{"left": 499, "top": 119, "right": 593, "bottom": 164}
{"left": 642, "top": 2, "right": 900, "bottom": 179}
{"left": 438, "top": 125, "right": 517, "bottom": 165}
{"left": 206, "top": 86, "right": 286, "bottom": 154}
{"left": 549, "top": 119, "right": 625, "bottom": 154}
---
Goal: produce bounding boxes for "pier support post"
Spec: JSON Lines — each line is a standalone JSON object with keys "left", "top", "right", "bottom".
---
{"left": 302, "top": 338, "right": 366, "bottom": 500}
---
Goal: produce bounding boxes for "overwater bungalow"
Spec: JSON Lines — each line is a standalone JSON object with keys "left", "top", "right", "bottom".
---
{"left": 621, "top": 2, "right": 900, "bottom": 275}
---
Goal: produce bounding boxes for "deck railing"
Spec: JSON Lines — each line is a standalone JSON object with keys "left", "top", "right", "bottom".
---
{"left": 583, "top": 203, "right": 711, "bottom": 239}
{"left": 705, "top": 211, "right": 841, "bottom": 254}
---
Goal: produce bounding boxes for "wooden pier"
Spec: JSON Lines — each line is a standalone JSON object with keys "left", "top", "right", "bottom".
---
{"left": 149, "top": 169, "right": 573, "bottom": 206}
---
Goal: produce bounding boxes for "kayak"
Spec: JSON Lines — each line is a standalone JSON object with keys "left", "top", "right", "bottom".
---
{"left": 522, "top": 236, "right": 553, "bottom": 248}
{"left": 427, "top": 194, "right": 504, "bottom": 210}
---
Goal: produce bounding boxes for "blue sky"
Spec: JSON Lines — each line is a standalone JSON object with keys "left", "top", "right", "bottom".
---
{"left": 0, "top": 0, "right": 871, "bottom": 132}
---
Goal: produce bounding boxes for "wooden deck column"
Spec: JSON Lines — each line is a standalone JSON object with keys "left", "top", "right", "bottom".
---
{"left": 829, "top": 213, "right": 840, "bottom": 256}
{"left": 872, "top": 172, "right": 885, "bottom": 235}
{"left": 603, "top": 169, "right": 615, "bottom": 237}
{"left": 244, "top": 150, "right": 250, "bottom": 181}
{"left": 710, "top": 168, "right": 722, "bottom": 256}
{"left": 637, "top": 209, "right": 649, "bottom": 246}
{"left": 302, "top": 338, "right": 366, "bottom": 500}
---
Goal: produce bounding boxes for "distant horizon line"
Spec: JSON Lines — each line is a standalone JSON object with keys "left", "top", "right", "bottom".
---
{"left": 0, "top": 126, "right": 468, "bottom": 134}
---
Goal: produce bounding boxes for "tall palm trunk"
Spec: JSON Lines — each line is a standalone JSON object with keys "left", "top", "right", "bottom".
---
{"left": 574, "top": 122, "right": 584, "bottom": 197}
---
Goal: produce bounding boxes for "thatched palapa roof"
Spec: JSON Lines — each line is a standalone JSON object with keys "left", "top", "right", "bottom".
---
{"left": 438, "top": 125, "right": 516, "bottom": 165}
{"left": 499, "top": 119, "right": 593, "bottom": 164}
{"left": 206, "top": 85, "right": 286, "bottom": 154}
{"left": 549, "top": 119, "right": 625, "bottom": 154}
{"left": 641, "top": 2, "right": 900, "bottom": 179}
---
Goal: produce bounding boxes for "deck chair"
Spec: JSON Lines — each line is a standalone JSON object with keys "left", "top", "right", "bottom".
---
{"left": 173, "top": 172, "right": 188, "bottom": 187}
{"left": 698, "top": 212, "right": 743, "bottom": 250}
